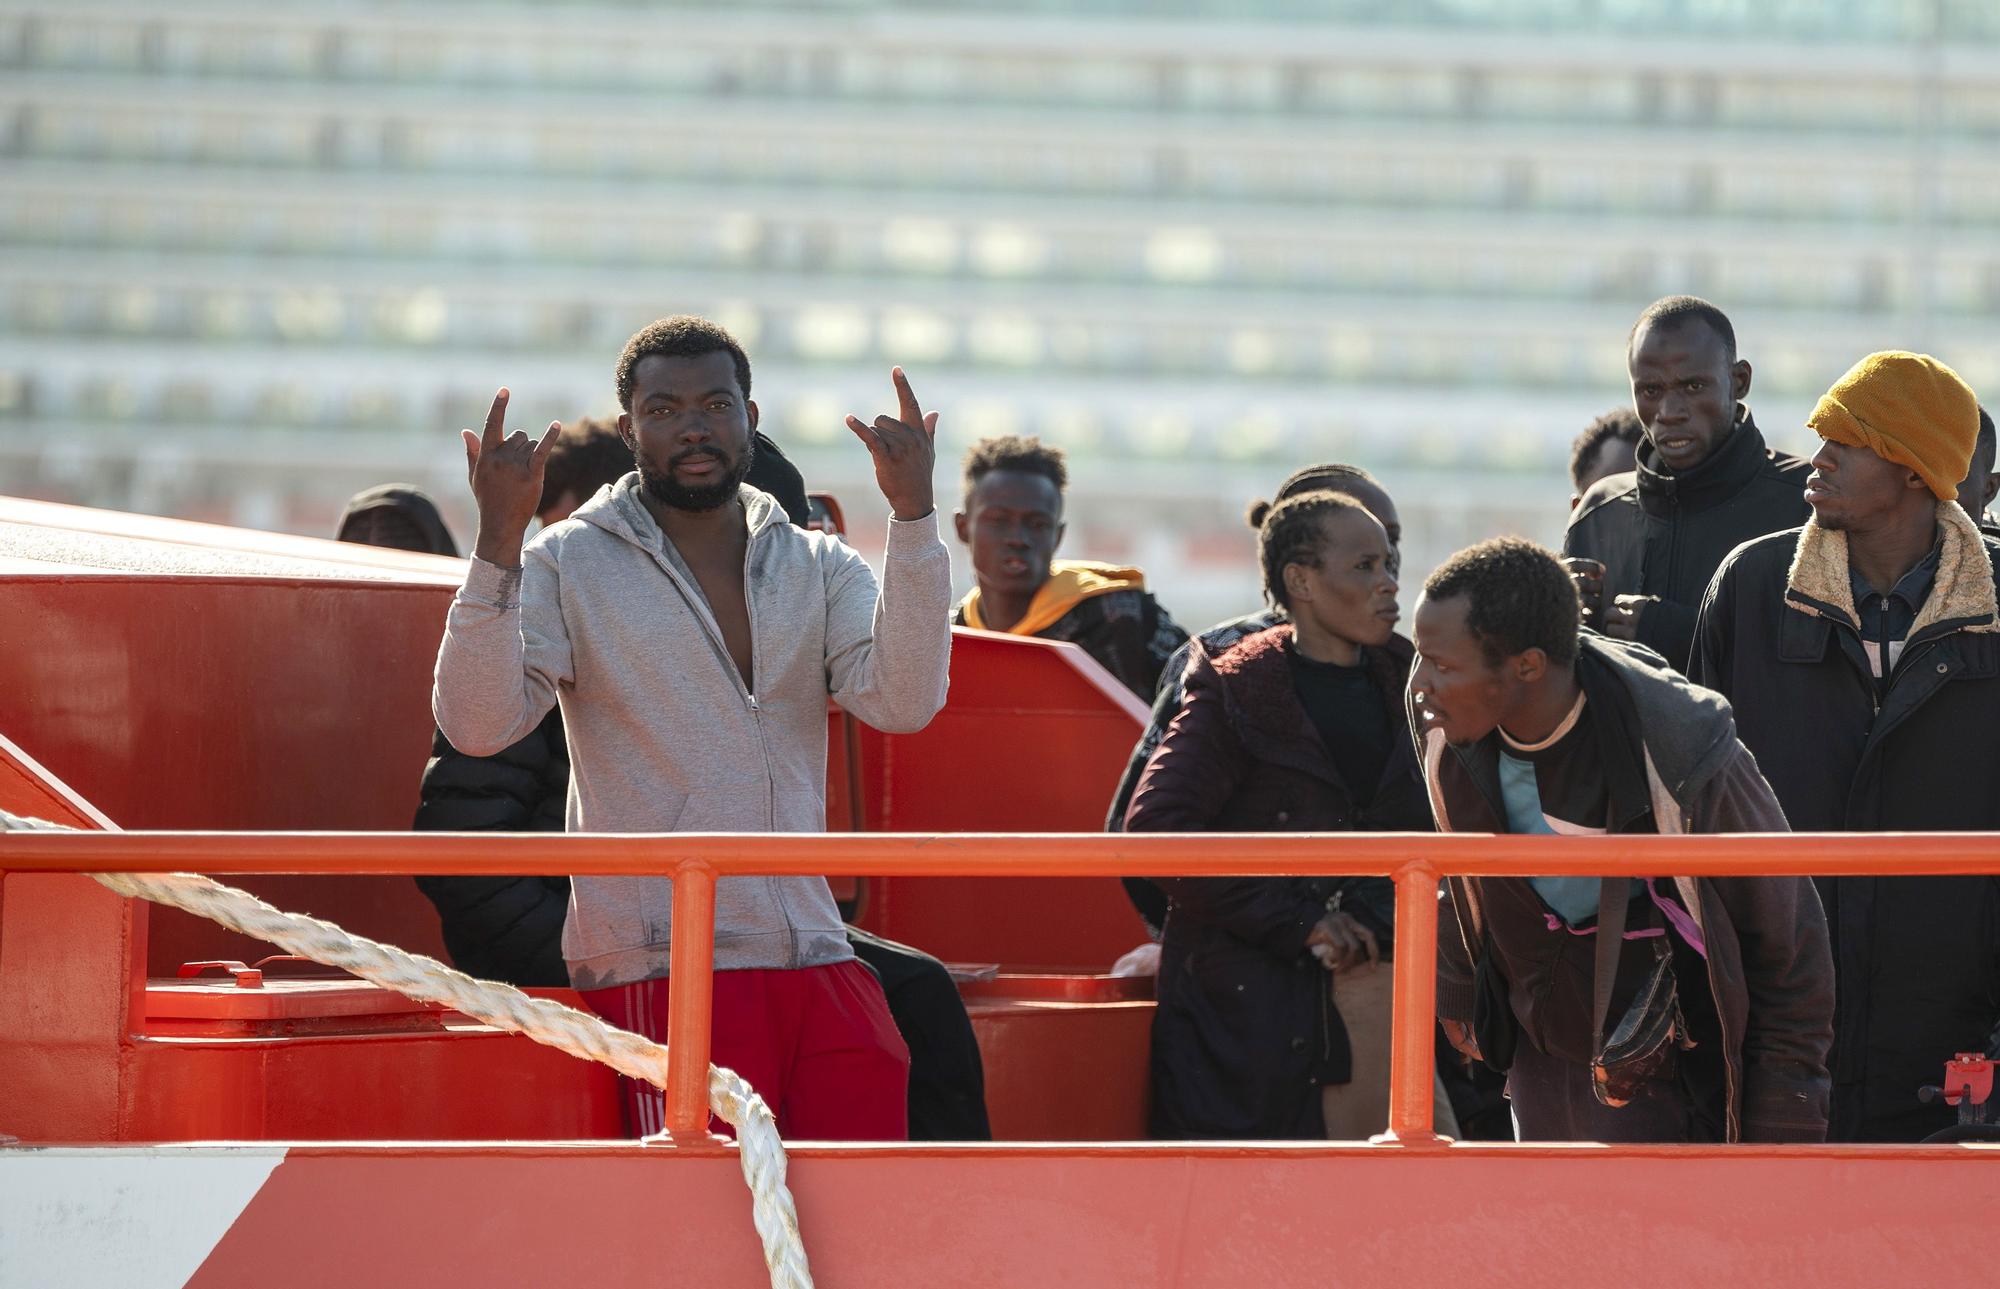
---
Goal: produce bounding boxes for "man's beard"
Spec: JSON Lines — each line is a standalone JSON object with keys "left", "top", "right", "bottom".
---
{"left": 637, "top": 438, "right": 755, "bottom": 513}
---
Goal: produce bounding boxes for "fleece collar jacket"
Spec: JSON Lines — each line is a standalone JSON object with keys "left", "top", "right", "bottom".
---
{"left": 1690, "top": 501, "right": 2000, "bottom": 1139}
{"left": 433, "top": 475, "right": 952, "bottom": 989}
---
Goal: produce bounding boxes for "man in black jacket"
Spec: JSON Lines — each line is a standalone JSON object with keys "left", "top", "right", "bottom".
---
{"left": 1564, "top": 296, "right": 1811, "bottom": 672}
{"left": 1692, "top": 350, "right": 2000, "bottom": 1142}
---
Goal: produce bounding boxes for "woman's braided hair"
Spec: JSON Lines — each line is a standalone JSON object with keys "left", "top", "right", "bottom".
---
{"left": 1258, "top": 491, "right": 1372, "bottom": 611}
{"left": 1244, "top": 462, "right": 1378, "bottom": 529}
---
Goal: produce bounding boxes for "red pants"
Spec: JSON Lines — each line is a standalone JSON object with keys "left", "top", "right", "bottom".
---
{"left": 583, "top": 959, "right": 910, "bottom": 1141}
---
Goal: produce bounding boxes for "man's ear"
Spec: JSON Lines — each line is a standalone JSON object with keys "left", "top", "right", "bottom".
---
{"left": 745, "top": 399, "right": 760, "bottom": 433}
{"left": 1983, "top": 471, "right": 1998, "bottom": 511}
{"left": 1054, "top": 520, "right": 1067, "bottom": 554}
{"left": 1908, "top": 468, "right": 1932, "bottom": 493}
{"left": 952, "top": 510, "right": 971, "bottom": 546}
{"left": 1513, "top": 647, "right": 1548, "bottom": 686}
{"left": 616, "top": 412, "right": 634, "bottom": 450}
{"left": 1732, "top": 359, "right": 1753, "bottom": 403}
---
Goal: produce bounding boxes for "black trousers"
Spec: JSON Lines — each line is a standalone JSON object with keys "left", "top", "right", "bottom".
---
{"left": 846, "top": 927, "right": 993, "bottom": 1141}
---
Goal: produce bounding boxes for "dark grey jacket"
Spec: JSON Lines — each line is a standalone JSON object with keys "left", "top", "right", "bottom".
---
{"left": 1417, "top": 634, "right": 1834, "bottom": 1143}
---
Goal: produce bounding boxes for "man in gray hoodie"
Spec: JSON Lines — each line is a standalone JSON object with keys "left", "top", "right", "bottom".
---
{"left": 433, "top": 315, "right": 952, "bottom": 1140}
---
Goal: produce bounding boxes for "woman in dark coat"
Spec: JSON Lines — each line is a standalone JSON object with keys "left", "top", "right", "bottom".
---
{"left": 1124, "top": 491, "right": 1443, "bottom": 1139}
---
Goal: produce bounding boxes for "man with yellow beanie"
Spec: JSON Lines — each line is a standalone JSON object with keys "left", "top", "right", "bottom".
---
{"left": 1691, "top": 350, "right": 2000, "bottom": 1142}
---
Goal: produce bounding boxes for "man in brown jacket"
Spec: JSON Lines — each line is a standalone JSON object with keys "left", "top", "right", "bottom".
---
{"left": 1407, "top": 537, "right": 1833, "bottom": 1142}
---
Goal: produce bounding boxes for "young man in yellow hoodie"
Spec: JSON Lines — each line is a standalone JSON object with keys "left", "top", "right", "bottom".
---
{"left": 951, "top": 435, "right": 1187, "bottom": 701}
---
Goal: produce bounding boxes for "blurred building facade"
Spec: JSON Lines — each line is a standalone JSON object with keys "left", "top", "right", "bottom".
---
{"left": 1, "top": 1, "right": 1997, "bottom": 626}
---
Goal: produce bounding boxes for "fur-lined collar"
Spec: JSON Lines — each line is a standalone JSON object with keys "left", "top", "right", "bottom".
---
{"left": 1785, "top": 499, "right": 1999, "bottom": 637}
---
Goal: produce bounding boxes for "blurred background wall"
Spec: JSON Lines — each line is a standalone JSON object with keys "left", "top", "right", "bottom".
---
{"left": 0, "top": 1, "right": 1996, "bottom": 628}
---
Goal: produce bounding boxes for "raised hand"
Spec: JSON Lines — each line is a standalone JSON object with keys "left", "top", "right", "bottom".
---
{"left": 845, "top": 367, "right": 938, "bottom": 522}
{"left": 462, "top": 387, "right": 560, "bottom": 567}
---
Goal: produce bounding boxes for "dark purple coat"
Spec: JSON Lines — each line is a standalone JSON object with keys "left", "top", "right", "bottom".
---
{"left": 1125, "top": 626, "right": 1432, "bottom": 1138}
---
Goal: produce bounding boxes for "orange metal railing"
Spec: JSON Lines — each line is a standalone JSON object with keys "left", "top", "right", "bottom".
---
{"left": 7, "top": 829, "right": 1999, "bottom": 1144}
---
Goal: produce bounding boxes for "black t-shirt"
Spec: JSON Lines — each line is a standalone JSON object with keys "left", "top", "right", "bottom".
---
{"left": 1286, "top": 642, "right": 1389, "bottom": 804}
{"left": 1498, "top": 694, "right": 1610, "bottom": 838}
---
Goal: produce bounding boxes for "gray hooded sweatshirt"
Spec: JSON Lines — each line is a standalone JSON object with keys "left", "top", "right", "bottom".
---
{"left": 432, "top": 475, "right": 952, "bottom": 990}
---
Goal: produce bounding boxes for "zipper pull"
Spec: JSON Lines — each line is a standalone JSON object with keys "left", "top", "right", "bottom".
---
{"left": 746, "top": 693, "right": 759, "bottom": 712}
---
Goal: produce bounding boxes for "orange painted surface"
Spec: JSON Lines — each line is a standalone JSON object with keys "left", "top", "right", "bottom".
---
{"left": 125, "top": 991, "right": 621, "bottom": 1142}
{"left": 1384, "top": 866, "right": 1443, "bottom": 1143}
{"left": 17, "top": 827, "right": 2000, "bottom": 1150}
{"left": 845, "top": 630, "right": 1154, "bottom": 969}
{"left": 10, "top": 500, "right": 2000, "bottom": 1287}
{"left": 3, "top": 676, "right": 1160, "bottom": 1136}
{"left": 10, "top": 827, "right": 1999, "bottom": 879}
{"left": 966, "top": 988, "right": 1154, "bottom": 1140}
{"left": 171, "top": 1142, "right": 2000, "bottom": 1288}
{"left": 0, "top": 503, "right": 1155, "bottom": 980}
{"left": 0, "top": 732, "right": 118, "bottom": 831}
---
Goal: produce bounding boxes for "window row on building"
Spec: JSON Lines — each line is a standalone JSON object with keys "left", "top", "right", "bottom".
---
{"left": 9, "top": 176, "right": 1999, "bottom": 318}
{"left": 0, "top": 363, "right": 1612, "bottom": 482}
{"left": 8, "top": 237, "right": 1984, "bottom": 428}
{"left": 8, "top": 269, "right": 1994, "bottom": 408}
{"left": 5, "top": 8, "right": 1997, "bottom": 134}
{"left": 9, "top": 94, "right": 2000, "bottom": 234}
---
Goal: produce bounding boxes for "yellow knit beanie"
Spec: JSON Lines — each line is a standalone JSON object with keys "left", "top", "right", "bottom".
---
{"left": 1807, "top": 351, "right": 1980, "bottom": 501}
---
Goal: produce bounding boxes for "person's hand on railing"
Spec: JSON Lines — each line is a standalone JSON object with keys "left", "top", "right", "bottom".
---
{"left": 845, "top": 367, "right": 938, "bottom": 522}
{"left": 1307, "top": 911, "right": 1380, "bottom": 972}
{"left": 463, "top": 387, "right": 562, "bottom": 568}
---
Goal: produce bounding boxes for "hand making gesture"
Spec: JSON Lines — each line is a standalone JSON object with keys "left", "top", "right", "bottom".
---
{"left": 846, "top": 367, "right": 938, "bottom": 522}
{"left": 462, "top": 387, "right": 561, "bottom": 568}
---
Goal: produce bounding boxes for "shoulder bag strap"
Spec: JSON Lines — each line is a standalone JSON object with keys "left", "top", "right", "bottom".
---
{"left": 1591, "top": 875, "right": 1633, "bottom": 1055}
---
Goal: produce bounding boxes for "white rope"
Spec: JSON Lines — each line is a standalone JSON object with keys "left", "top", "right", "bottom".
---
{"left": 0, "top": 810, "right": 813, "bottom": 1289}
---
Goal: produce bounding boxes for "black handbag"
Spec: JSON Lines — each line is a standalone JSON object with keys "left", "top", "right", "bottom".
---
{"left": 1590, "top": 877, "right": 1696, "bottom": 1108}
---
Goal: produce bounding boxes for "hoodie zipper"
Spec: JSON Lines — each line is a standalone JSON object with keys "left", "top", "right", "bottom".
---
{"left": 607, "top": 496, "right": 799, "bottom": 968}
{"left": 737, "top": 522, "right": 798, "bottom": 969}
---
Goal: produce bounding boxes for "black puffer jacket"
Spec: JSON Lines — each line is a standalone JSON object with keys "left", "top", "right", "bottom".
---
{"left": 1692, "top": 505, "right": 2000, "bottom": 1141}
{"left": 1565, "top": 410, "right": 1809, "bottom": 671}
{"left": 413, "top": 710, "right": 572, "bottom": 988}
{"left": 1125, "top": 628, "right": 1430, "bottom": 1139}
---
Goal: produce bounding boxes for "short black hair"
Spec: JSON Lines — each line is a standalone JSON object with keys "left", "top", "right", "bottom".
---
{"left": 1979, "top": 406, "right": 1996, "bottom": 462}
{"left": 1629, "top": 295, "right": 1737, "bottom": 365}
{"left": 539, "top": 415, "right": 633, "bottom": 514}
{"left": 1423, "top": 537, "right": 1580, "bottom": 668}
{"left": 1246, "top": 462, "right": 1379, "bottom": 529}
{"left": 615, "top": 315, "right": 752, "bottom": 411}
{"left": 962, "top": 435, "right": 1067, "bottom": 500}
{"left": 1259, "top": 491, "right": 1372, "bottom": 612}
{"left": 1569, "top": 407, "right": 1644, "bottom": 491}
